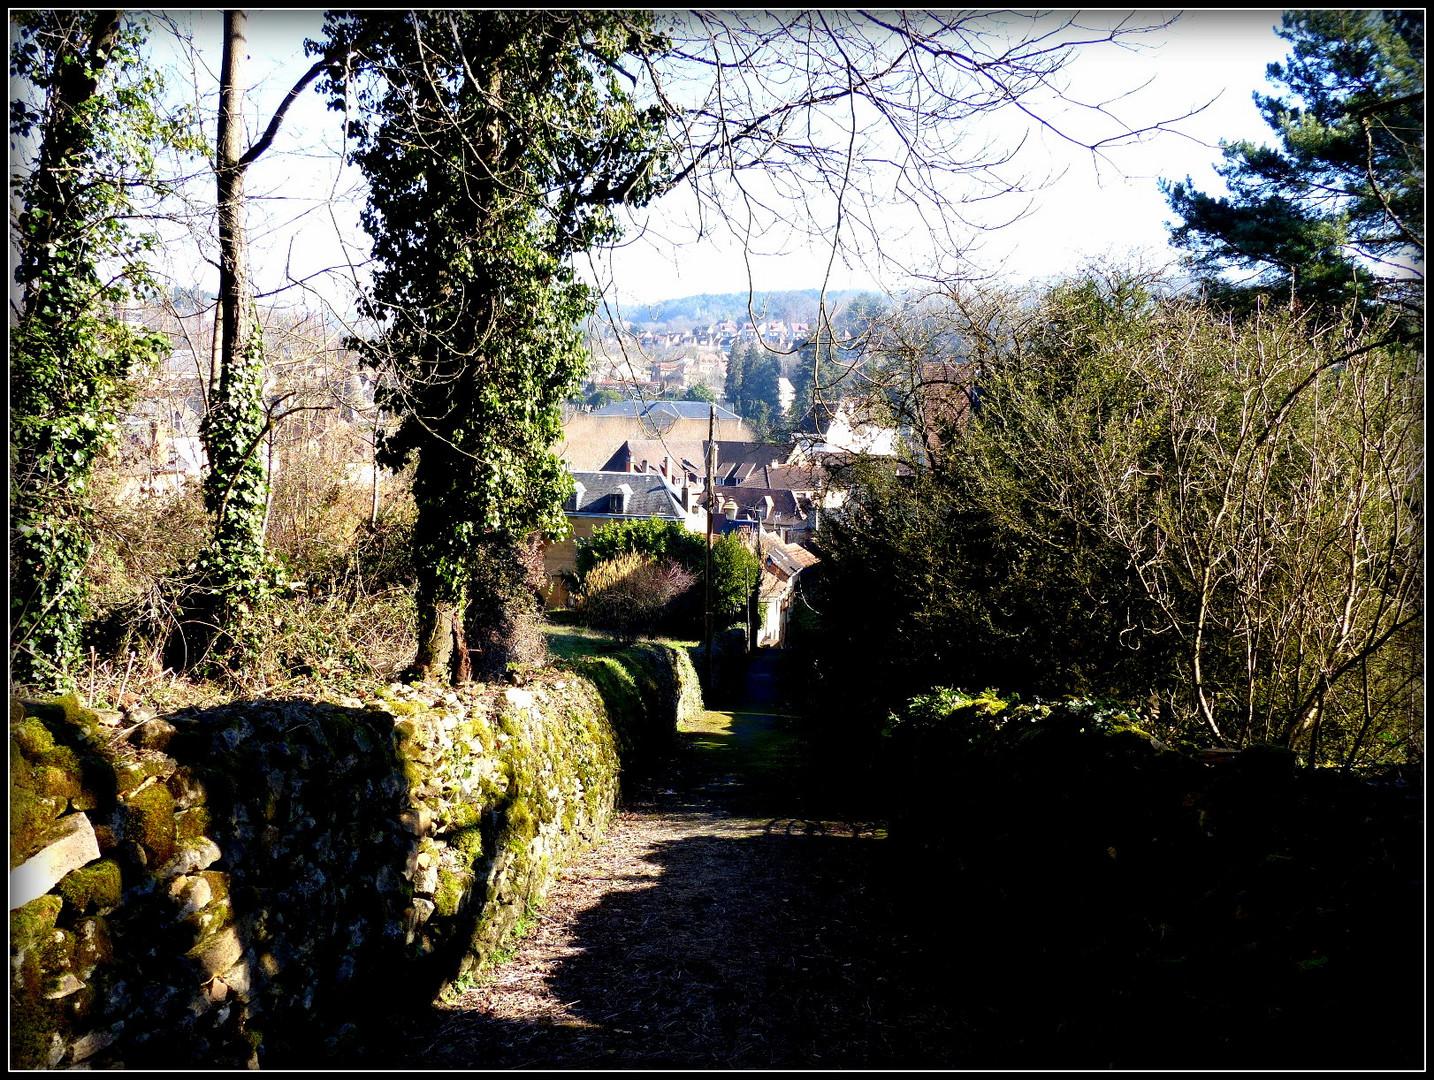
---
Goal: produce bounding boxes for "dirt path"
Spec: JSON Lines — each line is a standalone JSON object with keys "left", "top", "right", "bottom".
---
{"left": 376, "top": 650, "right": 966, "bottom": 1069}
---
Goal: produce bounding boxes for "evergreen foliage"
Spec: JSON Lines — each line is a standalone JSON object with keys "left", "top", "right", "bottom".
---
{"left": 574, "top": 518, "right": 761, "bottom": 633}
{"left": 575, "top": 518, "right": 707, "bottom": 583}
{"left": 709, "top": 532, "right": 763, "bottom": 629}
{"left": 724, "top": 340, "right": 783, "bottom": 431}
{"left": 316, "top": 11, "right": 670, "bottom": 681}
{"left": 9, "top": 12, "right": 187, "bottom": 689}
{"left": 682, "top": 383, "right": 717, "bottom": 404}
{"left": 1162, "top": 10, "right": 1423, "bottom": 317}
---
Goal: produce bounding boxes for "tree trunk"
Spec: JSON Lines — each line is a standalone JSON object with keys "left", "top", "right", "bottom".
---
{"left": 409, "top": 599, "right": 465, "bottom": 683}
{"left": 217, "top": 10, "right": 254, "bottom": 399}
{"left": 463, "top": 533, "right": 549, "bottom": 681}
{"left": 10, "top": 12, "right": 127, "bottom": 689}
{"left": 176, "top": 8, "right": 274, "bottom": 665}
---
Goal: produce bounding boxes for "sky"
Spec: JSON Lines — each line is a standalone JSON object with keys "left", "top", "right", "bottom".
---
{"left": 593, "top": 9, "right": 1290, "bottom": 306}
{"left": 113, "top": 10, "right": 1290, "bottom": 318}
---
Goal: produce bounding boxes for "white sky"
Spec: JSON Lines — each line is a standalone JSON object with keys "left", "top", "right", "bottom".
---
{"left": 130, "top": 9, "right": 1289, "bottom": 316}
{"left": 595, "top": 9, "right": 1289, "bottom": 305}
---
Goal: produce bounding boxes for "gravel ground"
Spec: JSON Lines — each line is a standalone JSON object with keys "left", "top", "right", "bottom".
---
{"left": 373, "top": 653, "right": 969, "bottom": 1070}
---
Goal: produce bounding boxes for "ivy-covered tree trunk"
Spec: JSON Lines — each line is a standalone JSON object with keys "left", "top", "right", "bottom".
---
{"left": 318, "top": 11, "right": 670, "bottom": 685}
{"left": 180, "top": 10, "right": 335, "bottom": 667}
{"left": 407, "top": 440, "right": 471, "bottom": 682}
{"left": 463, "top": 534, "right": 550, "bottom": 681}
{"left": 9, "top": 12, "right": 167, "bottom": 689}
{"left": 173, "top": 9, "right": 276, "bottom": 666}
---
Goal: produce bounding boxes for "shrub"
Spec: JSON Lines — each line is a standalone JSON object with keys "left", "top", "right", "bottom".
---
{"left": 574, "top": 517, "right": 706, "bottom": 580}
{"left": 574, "top": 518, "right": 760, "bottom": 636}
{"left": 578, "top": 552, "right": 695, "bottom": 645}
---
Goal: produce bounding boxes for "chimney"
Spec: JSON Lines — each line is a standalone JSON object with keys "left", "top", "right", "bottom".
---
{"left": 681, "top": 484, "right": 695, "bottom": 513}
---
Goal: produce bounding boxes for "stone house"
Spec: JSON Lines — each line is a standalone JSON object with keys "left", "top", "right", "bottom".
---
{"left": 753, "top": 530, "right": 820, "bottom": 648}
{"left": 541, "top": 470, "right": 706, "bottom": 608}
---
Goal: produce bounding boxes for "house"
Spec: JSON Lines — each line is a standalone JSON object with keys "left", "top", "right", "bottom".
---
{"left": 541, "top": 469, "right": 705, "bottom": 608}
{"left": 753, "top": 530, "right": 820, "bottom": 648}
{"left": 596, "top": 438, "right": 792, "bottom": 489}
{"left": 792, "top": 399, "right": 901, "bottom": 459}
{"left": 702, "top": 486, "right": 814, "bottom": 543}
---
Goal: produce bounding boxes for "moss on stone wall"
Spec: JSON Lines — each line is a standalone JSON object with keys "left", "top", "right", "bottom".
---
{"left": 121, "top": 782, "right": 178, "bottom": 868}
{"left": 57, "top": 859, "right": 122, "bottom": 913}
{"left": 8, "top": 642, "right": 700, "bottom": 1069}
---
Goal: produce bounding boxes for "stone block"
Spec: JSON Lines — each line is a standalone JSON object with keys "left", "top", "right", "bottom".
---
{"left": 399, "top": 805, "right": 434, "bottom": 836}
{"left": 413, "top": 858, "right": 439, "bottom": 897}
{"left": 10, "top": 813, "right": 100, "bottom": 910}
{"left": 157, "top": 837, "right": 223, "bottom": 878}
{"left": 68, "top": 1029, "right": 117, "bottom": 1064}
{"left": 168, "top": 873, "right": 214, "bottom": 919}
{"left": 188, "top": 926, "right": 243, "bottom": 980}
{"left": 219, "top": 957, "right": 252, "bottom": 999}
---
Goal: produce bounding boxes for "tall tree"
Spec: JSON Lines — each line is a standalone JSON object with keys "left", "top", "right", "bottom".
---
{"left": 593, "top": 11, "right": 1197, "bottom": 420}
{"left": 1162, "top": 10, "right": 1424, "bottom": 318}
{"left": 9, "top": 11, "right": 179, "bottom": 688}
{"left": 818, "top": 272, "right": 1423, "bottom": 763}
{"left": 723, "top": 339, "right": 782, "bottom": 428}
{"left": 317, "top": 11, "right": 668, "bottom": 681}
{"left": 182, "top": 11, "right": 339, "bottom": 667}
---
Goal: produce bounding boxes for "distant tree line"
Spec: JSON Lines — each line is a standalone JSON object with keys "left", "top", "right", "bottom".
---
{"left": 625, "top": 289, "right": 866, "bottom": 330}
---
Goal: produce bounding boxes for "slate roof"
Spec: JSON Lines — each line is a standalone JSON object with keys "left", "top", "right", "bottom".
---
{"left": 736, "top": 462, "right": 828, "bottom": 493}
{"left": 590, "top": 399, "right": 742, "bottom": 422}
{"left": 599, "top": 439, "right": 791, "bottom": 486}
{"left": 564, "top": 471, "right": 689, "bottom": 520}
{"left": 704, "top": 486, "right": 810, "bottom": 528}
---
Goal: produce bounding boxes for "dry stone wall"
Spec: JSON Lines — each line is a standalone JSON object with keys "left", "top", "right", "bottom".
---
{"left": 9, "top": 644, "right": 700, "bottom": 1069}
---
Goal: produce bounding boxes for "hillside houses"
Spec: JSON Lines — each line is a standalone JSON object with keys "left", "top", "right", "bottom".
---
{"left": 103, "top": 301, "right": 380, "bottom": 505}
{"left": 543, "top": 397, "right": 900, "bottom": 628}
{"left": 623, "top": 319, "right": 813, "bottom": 351}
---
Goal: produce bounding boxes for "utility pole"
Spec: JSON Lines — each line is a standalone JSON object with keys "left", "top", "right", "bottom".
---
{"left": 703, "top": 402, "right": 715, "bottom": 690}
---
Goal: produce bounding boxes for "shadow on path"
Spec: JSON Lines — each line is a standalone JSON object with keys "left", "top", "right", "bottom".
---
{"left": 372, "top": 647, "right": 965, "bottom": 1069}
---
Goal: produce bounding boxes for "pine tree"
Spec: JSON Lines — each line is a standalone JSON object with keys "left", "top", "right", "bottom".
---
{"left": 1162, "top": 10, "right": 1423, "bottom": 319}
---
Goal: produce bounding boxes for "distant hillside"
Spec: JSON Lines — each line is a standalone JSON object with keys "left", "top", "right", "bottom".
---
{"left": 621, "top": 288, "right": 877, "bottom": 329}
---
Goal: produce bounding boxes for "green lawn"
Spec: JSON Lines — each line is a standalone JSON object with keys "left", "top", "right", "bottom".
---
{"left": 541, "top": 617, "right": 698, "bottom": 665}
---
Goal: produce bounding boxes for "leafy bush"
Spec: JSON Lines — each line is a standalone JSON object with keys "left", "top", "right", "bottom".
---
{"left": 709, "top": 531, "right": 761, "bottom": 628}
{"left": 575, "top": 517, "right": 761, "bottom": 635}
{"left": 574, "top": 517, "right": 706, "bottom": 580}
{"left": 815, "top": 272, "right": 1422, "bottom": 762}
{"left": 577, "top": 552, "right": 695, "bottom": 645}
